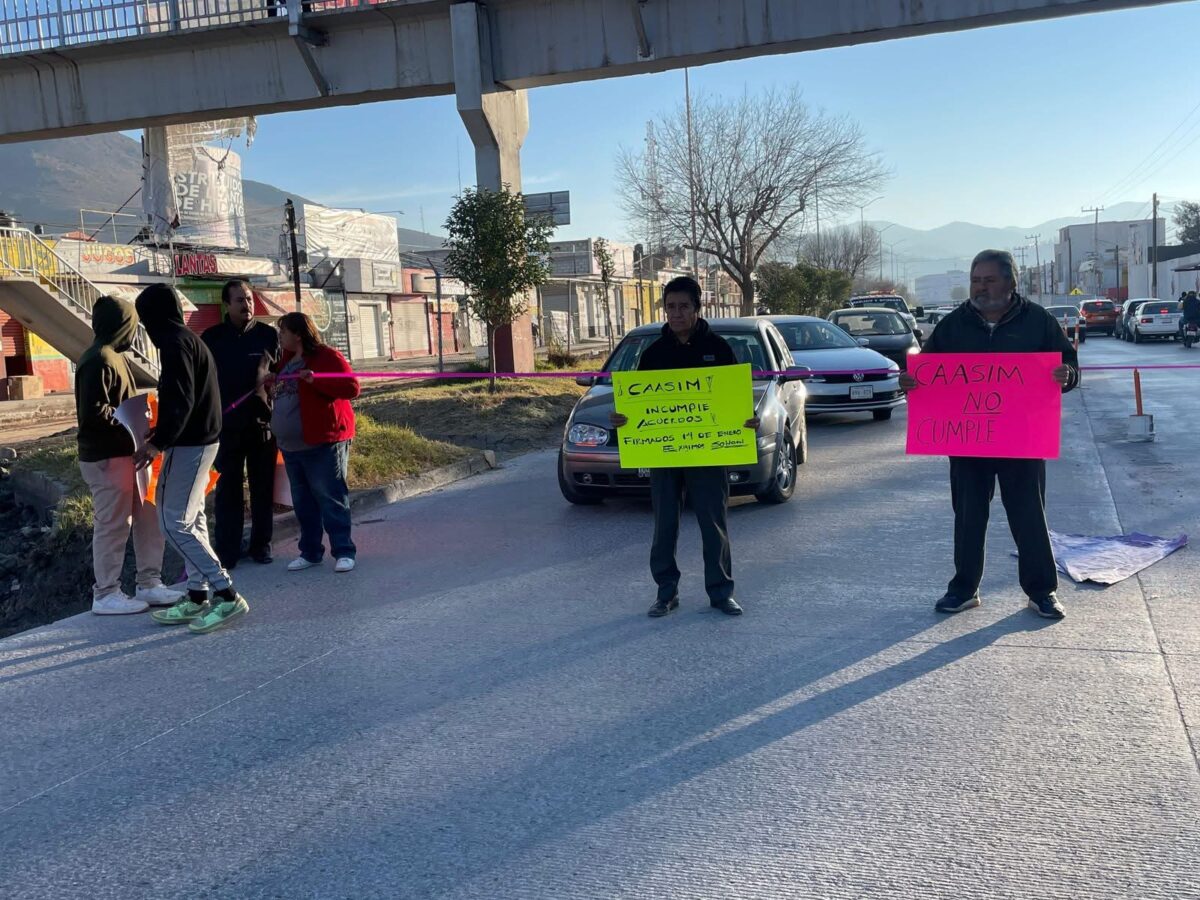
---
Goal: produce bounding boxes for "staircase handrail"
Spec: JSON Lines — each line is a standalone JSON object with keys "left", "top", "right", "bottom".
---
{"left": 0, "top": 226, "right": 160, "bottom": 378}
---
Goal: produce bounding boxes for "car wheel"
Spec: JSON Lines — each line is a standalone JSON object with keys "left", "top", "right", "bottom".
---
{"left": 872, "top": 408, "right": 893, "bottom": 421}
{"left": 795, "top": 416, "right": 808, "bottom": 466}
{"left": 1133, "top": 328, "right": 1142, "bottom": 344}
{"left": 756, "top": 429, "right": 796, "bottom": 504}
{"left": 557, "top": 450, "right": 603, "bottom": 505}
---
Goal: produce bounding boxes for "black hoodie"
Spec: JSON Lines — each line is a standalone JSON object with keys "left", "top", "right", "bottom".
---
{"left": 75, "top": 296, "right": 139, "bottom": 462}
{"left": 135, "top": 283, "right": 222, "bottom": 449}
{"left": 637, "top": 318, "right": 737, "bottom": 371}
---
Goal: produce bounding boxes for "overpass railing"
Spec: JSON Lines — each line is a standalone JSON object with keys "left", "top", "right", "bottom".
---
{"left": 0, "top": 0, "right": 392, "bottom": 55}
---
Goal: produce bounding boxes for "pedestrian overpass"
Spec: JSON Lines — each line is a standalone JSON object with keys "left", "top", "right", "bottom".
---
{"left": 0, "top": 0, "right": 1183, "bottom": 377}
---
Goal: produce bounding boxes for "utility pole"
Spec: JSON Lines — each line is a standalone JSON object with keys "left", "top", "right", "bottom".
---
{"left": 814, "top": 188, "right": 820, "bottom": 264}
{"left": 285, "top": 198, "right": 302, "bottom": 312}
{"left": 1026, "top": 233, "right": 1042, "bottom": 296}
{"left": 1083, "top": 205, "right": 1103, "bottom": 296}
{"left": 1151, "top": 193, "right": 1159, "bottom": 298}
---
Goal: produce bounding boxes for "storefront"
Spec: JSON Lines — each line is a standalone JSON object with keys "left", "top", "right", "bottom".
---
{"left": 258, "top": 287, "right": 352, "bottom": 359}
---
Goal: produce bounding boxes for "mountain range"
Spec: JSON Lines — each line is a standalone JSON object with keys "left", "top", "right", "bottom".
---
{"left": 0, "top": 133, "right": 1178, "bottom": 279}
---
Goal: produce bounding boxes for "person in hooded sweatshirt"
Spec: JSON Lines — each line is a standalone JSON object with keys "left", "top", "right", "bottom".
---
{"left": 75, "top": 296, "right": 185, "bottom": 615}
{"left": 132, "top": 283, "right": 249, "bottom": 634}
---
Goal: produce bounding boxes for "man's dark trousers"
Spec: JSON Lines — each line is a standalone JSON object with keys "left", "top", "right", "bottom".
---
{"left": 948, "top": 456, "right": 1058, "bottom": 600}
{"left": 213, "top": 424, "right": 277, "bottom": 566}
{"left": 649, "top": 466, "right": 734, "bottom": 603}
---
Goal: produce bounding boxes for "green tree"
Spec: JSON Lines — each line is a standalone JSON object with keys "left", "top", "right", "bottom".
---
{"left": 444, "top": 186, "right": 555, "bottom": 389}
{"left": 592, "top": 237, "right": 617, "bottom": 351}
{"left": 757, "top": 260, "right": 851, "bottom": 316}
{"left": 1173, "top": 201, "right": 1200, "bottom": 244}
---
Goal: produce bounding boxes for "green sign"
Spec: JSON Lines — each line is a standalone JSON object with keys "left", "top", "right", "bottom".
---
{"left": 613, "top": 364, "right": 757, "bottom": 468}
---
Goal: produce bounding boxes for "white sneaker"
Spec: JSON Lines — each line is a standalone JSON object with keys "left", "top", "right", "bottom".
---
{"left": 288, "top": 557, "right": 320, "bottom": 572}
{"left": 134, "top": 584, "right": 186, "bottom": 607}
{"left": 334, "top": 558, "right": 356, "bottom": 573}
{"left": 92, "top": 592, "right": 149, "bottom": 616}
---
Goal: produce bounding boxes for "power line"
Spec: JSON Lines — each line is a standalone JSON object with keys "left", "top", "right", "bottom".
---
{"left": 1093, "top": 97, "right": 1200, "bottom": 206}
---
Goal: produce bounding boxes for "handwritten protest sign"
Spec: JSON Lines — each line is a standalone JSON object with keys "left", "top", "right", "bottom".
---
{"left": 613, "top": 364, "right": 756, "bottom": 468}
{"left": 905, "top": 352, "right": 1062, "bottom": 459}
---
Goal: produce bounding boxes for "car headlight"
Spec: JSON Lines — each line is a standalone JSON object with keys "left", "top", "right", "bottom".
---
{"left": 907, "top": 344, "right": 921, "bottom": 354}
{"left": 567, "top": 423, "right": 610, "bottom": 447}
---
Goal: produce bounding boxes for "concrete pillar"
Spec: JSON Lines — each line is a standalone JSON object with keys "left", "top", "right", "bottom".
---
{"left": 451, "top": 1, "right": 534, "bottom": 373}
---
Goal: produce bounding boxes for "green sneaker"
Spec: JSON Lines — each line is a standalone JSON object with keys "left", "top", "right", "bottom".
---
{"left": 188, "top": 595, "right": 249, "bottom": 634}
{"left": 151, "top": 598, "right": 209, "bottom": 626}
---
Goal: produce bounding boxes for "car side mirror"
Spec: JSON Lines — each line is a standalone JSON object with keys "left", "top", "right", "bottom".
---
{"left": 915, "top": 329, "right": 925, "bottom": 341}
{"left": 781, "top": 366, "right": 811, "bottom": 382}
{"left": 575, "top": 375, "right": 596, "bottom": 387}
{"left": 856, "top": 337, "right": 870, "bottom": 346}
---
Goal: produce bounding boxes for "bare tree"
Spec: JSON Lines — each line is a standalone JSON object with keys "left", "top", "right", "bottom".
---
{"left": 798, "top": 225, "right": 879, "bottom": 280}
{"left": 617, "top": 86, "right": 885, "bottom": 315}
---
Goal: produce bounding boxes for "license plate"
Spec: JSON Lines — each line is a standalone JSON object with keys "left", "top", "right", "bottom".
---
{"left": 850, "top": 385, "right": 874, "bottom": 400}
{"left": 638, "top": 468, "right": 650, "bottom": 478}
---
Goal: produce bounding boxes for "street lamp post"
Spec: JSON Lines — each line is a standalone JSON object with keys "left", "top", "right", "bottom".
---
{"left": 876, "top": 223, "right": 897, "bottom": 280}
{"left": 885, "top": 239, "right": 907, "bottom": 284}
{"left": 857, "top": 195, "right": 884, "bottom": 245}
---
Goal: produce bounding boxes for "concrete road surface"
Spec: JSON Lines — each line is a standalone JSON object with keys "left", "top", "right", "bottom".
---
{"left": 1, "top": 335, "right": 1198, "bottom": 899}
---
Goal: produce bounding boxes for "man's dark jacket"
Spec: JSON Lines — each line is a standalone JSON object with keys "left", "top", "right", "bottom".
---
{"left": 1183, "top": 294, "right": 1200, "bottom": 323}
{"left": 637, "top": 318, "right": 737, "bottom": 371}
{"left": 75, "top": 295, "right": 138, "bottom": 462}
{"left": 923, "top": 294, "right": 1080, "bottom": 391}
{"left": 201, "top": 316, "right": 278, "bottom": 432}
{"left": 134, "top": 283, "right": 222, "bottom": 449}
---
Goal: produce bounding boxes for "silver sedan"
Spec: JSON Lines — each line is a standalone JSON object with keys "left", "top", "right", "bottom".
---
{"left": 764, "top": 315, "right": 904, "bottom": 421}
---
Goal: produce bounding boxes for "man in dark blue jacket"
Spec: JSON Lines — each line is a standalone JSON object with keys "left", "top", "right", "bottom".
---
{"left": 901, "top": 250, "right": 1078, "bottom": 621}
{"left": 202, "top": 280, "right": 279, "bottom": 569}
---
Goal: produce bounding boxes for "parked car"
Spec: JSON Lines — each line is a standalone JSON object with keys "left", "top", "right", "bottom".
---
{"left": 1046, "top": 305, "right": 1086, "bottom": 343}
{"left": 848, "top": 293, "right": 924, "bottom": 330}
{"left": 1079, "top": 298, "right": 1118, "bottom": 336}
{"left": 766, "top": 315, "right": 903, "bottom": 421}
{"left": 558, "top": 318, "right": 808, "bottom": 506}
{"left": 1117, "top": 299, "right": 1153, "bottom": 340}
{"left": 827, "top": 307, "right": 923, "bottom": 369}
{"left": 1129, "top": 299, "right": 1183, "bottom": 342}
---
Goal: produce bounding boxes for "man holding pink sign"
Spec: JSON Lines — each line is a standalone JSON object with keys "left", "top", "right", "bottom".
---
{"left": 900, "top": 250, "right": 1078, "bottom": 620}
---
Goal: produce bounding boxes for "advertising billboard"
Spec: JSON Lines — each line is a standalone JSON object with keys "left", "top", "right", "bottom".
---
{"left": 300, "top": 205, "right": 400, "bottom": 266}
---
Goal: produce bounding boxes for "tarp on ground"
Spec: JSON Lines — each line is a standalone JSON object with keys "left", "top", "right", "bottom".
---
{"left": 1040, "top": 530, "right": 1188, "bottom": 585}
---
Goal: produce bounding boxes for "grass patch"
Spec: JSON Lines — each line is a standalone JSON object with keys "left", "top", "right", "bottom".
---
{"left": 355, "top": 375, "right": 587, "bottom": 454}
{"left": 12, "top": 433, "right": 87, "bottom": 495}
{"left": 346, "top": 413, "right": 467, "bottom": 490}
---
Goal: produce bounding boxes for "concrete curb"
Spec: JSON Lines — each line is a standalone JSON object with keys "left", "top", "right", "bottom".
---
{"left": 268, "top": 450, "right": 499, "bottom": 541}
{"left": 7, "top": 469, "right": 67, "bottom": 523}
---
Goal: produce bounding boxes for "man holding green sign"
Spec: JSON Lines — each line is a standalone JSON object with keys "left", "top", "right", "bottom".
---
{"left": 609, "top": 277, "right": 759, "bottom": 618}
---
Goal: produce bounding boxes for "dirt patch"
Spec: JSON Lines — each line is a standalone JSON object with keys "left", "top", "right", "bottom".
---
{"left": 356, "top": 378, "right": 586, "bottom": 455}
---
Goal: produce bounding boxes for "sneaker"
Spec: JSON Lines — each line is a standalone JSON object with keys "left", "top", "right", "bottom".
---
{"left": 151, "top": 598, "right": 210, "bottom": 626}
{"left": 287, "top": 557, "right": 320, "bottom": 572}
{"left": 334, "top": 557, "right": 355, "bottom": 573}
{"left": 935, "top": 592, "right": 981, "bottom": 614}
{"left": 188, "top": 595, "right": 250, "bottom": 634}
{"left": 647, "top": 596, "right": 679, "bottom": 617}
{"left": 1028, "top": 593, "right": 1066, "bottom": 620}
{"left": 134, "top": 584, "right": 186, "bottom": 607}
{"left": 251, "top": 551, "right": 273, "bottom": 565}
{"left": 92, "top": 592, "right": 148, "bottom": 616}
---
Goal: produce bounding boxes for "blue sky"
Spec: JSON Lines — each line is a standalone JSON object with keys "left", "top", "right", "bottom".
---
{"left": 242, "top": 1, "right": 1200, "bottom": 243}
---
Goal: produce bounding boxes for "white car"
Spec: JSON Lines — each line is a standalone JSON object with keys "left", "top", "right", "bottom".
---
{"left": 1130, "top": 300, "right": 1183, "bottom": 342}
{"left": 765, "top": 315, "right": 904, "bottom": 422}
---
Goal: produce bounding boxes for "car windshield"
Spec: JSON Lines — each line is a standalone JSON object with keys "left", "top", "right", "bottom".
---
{"left": 831, "top": 311, "right": 910, "bottom": 337}
{"left": 1082, "top": 301, "right": 1115, "bottom": 312}
{"left": 852, "top": 298, "right": 905, "bottom": 313}
{"left": 598, "top": 330, "right": 772, "bottom": 381}
{"left": 1047, "top": 307, "right": 1078, "bottom": 319}
{"left": 774, "top": 320, "right": 858, "bottom": 351}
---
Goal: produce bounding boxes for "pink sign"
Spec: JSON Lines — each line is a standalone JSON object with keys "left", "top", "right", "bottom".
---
{"left": 905, "top": 352, "right": 1063, "bottom": 459}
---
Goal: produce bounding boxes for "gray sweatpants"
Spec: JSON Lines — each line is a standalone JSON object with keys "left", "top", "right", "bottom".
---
{"left": 156, "top": 444, "right": 232, "bottom": 593}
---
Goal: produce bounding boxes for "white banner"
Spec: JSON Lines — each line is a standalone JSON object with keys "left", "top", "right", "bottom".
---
{"left": 300, "top": 204, "right": 400, "bottom": 265}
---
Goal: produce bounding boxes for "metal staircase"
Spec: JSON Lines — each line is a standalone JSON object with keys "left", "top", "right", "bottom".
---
{"left": 0, "top": 227, "right": 160, "bottom": 386}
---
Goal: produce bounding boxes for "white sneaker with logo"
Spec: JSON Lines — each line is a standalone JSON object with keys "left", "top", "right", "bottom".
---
{"left": 92, "top": 592, "right": 149, "bottom": 616}
{"left": 334, "top": 558, "right": 356, "bottom": 574}
{"left": 288, "top": 557, "right": 320, "bottom": 572}
{"left": 134, "top": 583, "right": 186, "bottom": 607}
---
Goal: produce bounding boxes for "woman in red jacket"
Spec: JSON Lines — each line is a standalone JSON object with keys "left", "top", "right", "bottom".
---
{"left": 270, "top": 313, "right": 361, "bottom": 573}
